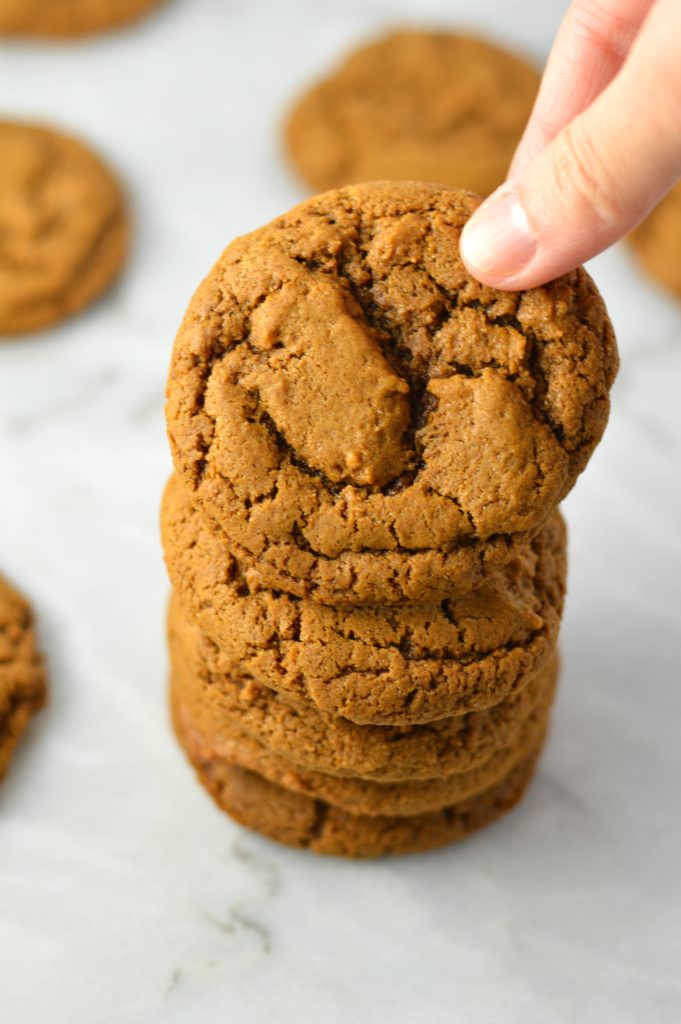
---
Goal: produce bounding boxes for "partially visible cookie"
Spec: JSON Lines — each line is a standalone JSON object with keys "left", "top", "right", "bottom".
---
{"left": 166, "top": 181, "right": 618, "bottom": 606}
{"left": 168, "top": 593, "right": 558, "bottom": 782}
{"left": 0, "top": 0, "right": 163, "bottom": 37}
{"left": 629, "top": 182, "right": 681, "bottom": 297}
{"left": 180, "top": 741, "right": 543, "bottom": 858}
{"left": 0, "top": 120, "right": 128, "bottom": 335}
{"left": 163, "top": 475, "right": 566, "bottom": 725}
{"left": 284, "top": 30, "right": 540, "bottom": 196}
{"left": 172, "top": 669, "right": 553, "bottom": 817}
{"left": 0, "top": 574, "right": 46, "bottom": 781}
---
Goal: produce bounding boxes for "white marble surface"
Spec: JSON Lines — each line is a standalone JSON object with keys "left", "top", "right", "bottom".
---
{"left": 1, "top": 1, "right": 680, "bottom": 1021}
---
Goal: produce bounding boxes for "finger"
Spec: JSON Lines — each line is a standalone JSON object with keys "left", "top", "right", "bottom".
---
{"left": 460, "top": 0, "right": 681, "bottom": 290}
{"left": 511, "top": 0, "right": 654, "bottom": 176}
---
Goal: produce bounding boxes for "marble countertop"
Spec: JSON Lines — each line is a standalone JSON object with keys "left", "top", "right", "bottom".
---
{"left": 1, "top": 1, "right": 680, "bottom": 1021}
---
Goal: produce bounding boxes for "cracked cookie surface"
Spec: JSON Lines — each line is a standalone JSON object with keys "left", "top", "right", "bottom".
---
{"left": 629, "top": 182, "right": 681, "bottom": 298}
{"left": 166, "top": 181, "right": 617, "bottom": 605}
{"left": 0, "top": 574, "right": 46, "bottom": 781}
{"left": 284, "top": 30, "right": 540, "bottom": 197}
{"left": 172, "top": 669, "right": 553, "bottom": 817}
{"left": 0, "top": 120, "right": 128, "bottom": 335}
{"left": 0, "top": 0, "right": 163, "bottom": 36}
{"left": 163, "top": 475, "right": 566, "bottom": 725}
{"left": 168, "top": 594, "right": 558, "bottom": 783}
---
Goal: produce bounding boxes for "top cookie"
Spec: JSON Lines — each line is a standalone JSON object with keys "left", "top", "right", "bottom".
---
{"left": 629, "top": 181, "right": 681, "bottom": 298}
{"left": 166, "top": 181, "right": 618, "bottom": 606}
{"left": 0, "top": 0, "right": 162, "bottom": 37}
{"left": 284, "top": 30, "right": 540, "bottom": 196}
{"left": 0, "top": 574, "right": 46, "bottom": 781}
{"left": 0, "top": 120, "right": 128, "bottom": 335}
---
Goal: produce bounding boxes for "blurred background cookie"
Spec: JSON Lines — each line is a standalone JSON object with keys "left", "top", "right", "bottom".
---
{"left": 0, "top": 0, "right": 163, "bottom": 38}
{"left": 0, "top": 120, "right": 128, "bottom": 336}
{"left": 284, "top": 29, "right": 540, "bottom": 195}
{"left": 629, "top": 181, "right": 681, "bottom": 298}
{"left": 0, "top": 573, "right": 46, "bottom": 782}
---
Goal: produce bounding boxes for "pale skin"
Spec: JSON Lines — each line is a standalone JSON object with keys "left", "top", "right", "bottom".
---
{"left": 460, "top": 0, "right": 681, "bottom": 289}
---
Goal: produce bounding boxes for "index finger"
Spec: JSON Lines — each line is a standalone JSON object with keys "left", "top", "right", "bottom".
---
{"left": 510, "top": 0, "right": 654, "bottom": 176}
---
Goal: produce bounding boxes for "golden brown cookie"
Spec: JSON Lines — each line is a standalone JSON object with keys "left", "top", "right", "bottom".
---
{"left": 166, "top": 181, "right": 618, "bottom": 606}
{"left": 179, "top": 739, "right": 543, "bottom": 858}
{"left": 168, "top": 594, "right": 558, "bottom": 783}
{"left": 0, "top": 574, "right": 46, "bottom": 781}
{"left": 162, "top": 475, "right": 566, "bottom": 725}
{"left": 0, "top": 0, "right": 163, "bottom": 37}
{"left": 171, "top": 669, "right": 553, "bottom": 817}
{"left": 0, "top": 120, "right": 128, "bottom": 335}
{"left": 284, "top": 30, "right": 540, "bottom": 196}
{"left": 629, "top": 182, "right": 681, "bottom": 297}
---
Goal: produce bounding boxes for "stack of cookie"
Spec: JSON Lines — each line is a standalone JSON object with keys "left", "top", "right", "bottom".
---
{"left": 162, "top": 181, "right": 618, "bottom": 857}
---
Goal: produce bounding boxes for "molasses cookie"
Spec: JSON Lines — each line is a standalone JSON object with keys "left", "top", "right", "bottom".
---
{"left": 166, "top": 181, "right": 617, "bottom": 605}
{"left": 171, "top": 669, "right": 553, "bottom": 817}
{"left": 162, "top": 475, "right": 566, "bottom": 725}
{"left": 284, "top": 30, "right": 540, "bottom": 196}
{"left": 629, "top": 182, "right": 681, "bottom": 297}
{"left": 178, "top": 738, "right": 543, "bottom": 858}
{"left": 0, "top": 120, "right": 128, "bottom": 335}
{"left": 0, "top": 0, "right": 163, "bottom": 37}
{"left": 168, "top": 595, "right": 558, "bottom": 783}
{"left": 0, "top": 574, "right": 46, "bottom": 781}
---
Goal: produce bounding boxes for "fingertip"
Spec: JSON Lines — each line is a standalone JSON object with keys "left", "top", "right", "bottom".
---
{"left": 459, "top": 188, "right": 538, "bottom": 289}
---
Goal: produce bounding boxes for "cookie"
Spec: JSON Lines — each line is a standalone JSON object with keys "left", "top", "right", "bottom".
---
{"left": 0, "top": 574, "right": 46, "bottom": 781}
{"left": 168, "top": 595, "right": 558, "bottom": 782}
{"left": 284, "top": 30, "right": 540, "bottom": 196}
{"left": 0, "top": 0, "right": 163, "bottom": 37}
{"left": 162, "top": 475, "right": 566, "bottom": 725}
{"left": 629, "top": 182, "right": 681, "bottom": 297}
{"left": 180, "top": 742, "right": 542, "bottom": 858}
{"left": 171, "top": 669, "right": 553, "bottom": 817}
{"left": 166, "top": 181, "right": 618, "bottom": 606}
{"left": 0, "top": 120, "right": 128, "bottom": 335}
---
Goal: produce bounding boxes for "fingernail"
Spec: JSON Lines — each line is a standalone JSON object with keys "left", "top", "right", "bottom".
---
{"left": 461, "top": 188, "right": 537, "bottom": 279}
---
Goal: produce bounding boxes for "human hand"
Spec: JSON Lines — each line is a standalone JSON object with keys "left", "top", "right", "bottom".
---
{"left": 460, "top": 0, "right": 681, "bottom": 289}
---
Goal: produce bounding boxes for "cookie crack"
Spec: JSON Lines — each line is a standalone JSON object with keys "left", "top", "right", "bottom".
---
{"left": 317, "top": 628, "right": 550, "bottom": 683}
{"left": 0, "top": 685, "right": 44, "bottom": 736}
{"left": 306, "top": 799, "right": 330, "bottom": 843}
{"left": 258, "top": 411, "right": 345, "bottom": 496}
